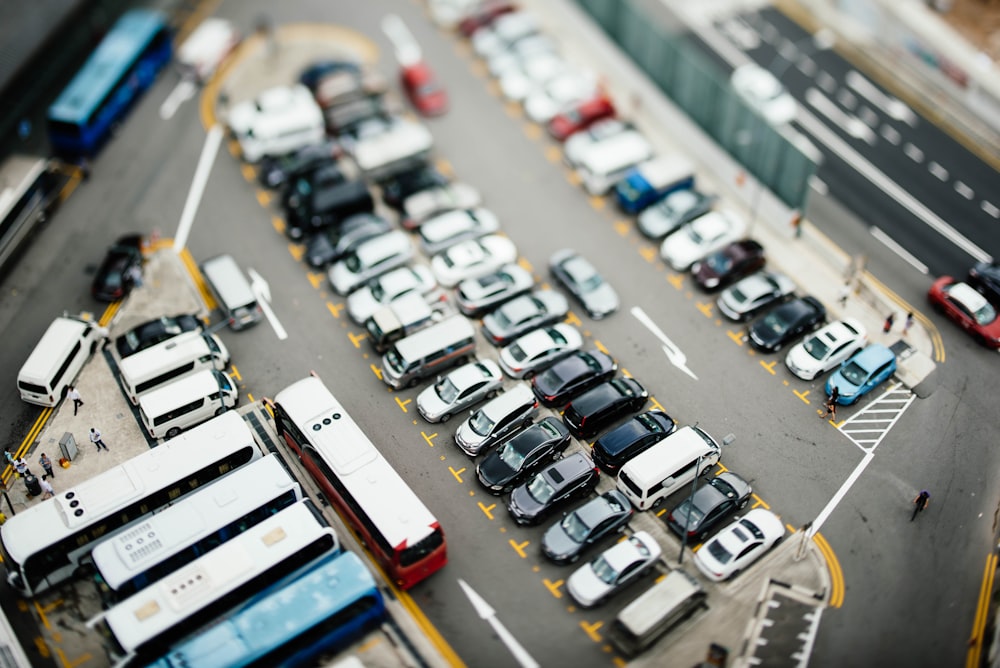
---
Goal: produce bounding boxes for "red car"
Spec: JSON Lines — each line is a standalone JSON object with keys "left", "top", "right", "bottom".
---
{"left": 691, "top": 239, "right": 766, "bottom": 292}
{"left": 458, "top": 2, "right": 518, "bottom": 38}
{"left": 927, "top": 276, "right": 1000, "bottom": 349}
{"left": 546, "top": 95, "right": 616, "bottom": 141}
{"left": 401, "top": 61, "right": 448, "bottom": 116}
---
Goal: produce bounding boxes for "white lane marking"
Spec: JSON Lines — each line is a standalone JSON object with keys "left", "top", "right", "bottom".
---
{"left": 173, "top": 125, "right": 223, "bottom": 252}
{"left": 954, "top": 181, "right": 974, "bottom": 200}
{"left": 796, "top": 109, "right": 993, "bottom": 263}
{"left": 880, "top": 125, "right": 901, "bottom": 145}
{"left": 903, "top": 142, "right": 924, "bottom": 163}
{"left": 982, "top": 201, "right": 1000, "bottom": 218}
{"left": 248, "top": 268, "right": 288, "bottom": 340}
{"left": 836, "top": 88, "right": 858, "bottom": 110}
{"left": 870, "top": 227, "right": 929, "bottom": 273}
{"left": 858, "top": 106, "right": 879, "bottom": 129}
{"left": 817, "top": 71, "right": 837, "bottom": 93}
{"left": 631, "top": 306, "right": 698, "bottom": 380}
{"left": 159, "top": 78, "right": 197, "bottom": 120}
{"left": 808, "top": 451, "right": 875, "bottom": 536}
{"left": 805, "top": 88, "right": 877, "bottom": 145}
{"left": 846, "top": 70, "right": 918, "bottom": 126}
{"left": 459, "top": 579, "right": 540, "bottom": 668}
{"left": 928, "top": 161, "right": 949, "bottom": 181}
{"left": 799, "top": 55, "right": 818, "bottom": 76}
{"left": 381, "top": 14, "right": 422, "bottom": 66}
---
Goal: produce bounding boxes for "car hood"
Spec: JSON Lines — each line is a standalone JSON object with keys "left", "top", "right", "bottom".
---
{"left": 346, "top": 288, "right": 382, "bottom": 323}
{"left": 583, "top": 283, "right": 620, "bottom": 316}
{"left": 455, "top": 420, "right": 489, "bottom": 454}
{"left": 306, "top": 234, "right": 337, "bottom": 267}
{"left": 507, "top": 484, "right": 546, "bottom": 520}
{"left": 478, "top": 452, "right": 517, "bottom": 487}
{"left": 784, "top": 344, "right": 822, "bottom": 375}
{"left": 661, "top": 231, "right": 704, "bottom": 270}
{"left": 566, "top": 563, "right": 607, "bottom": 606}
{"left": 542, "top": 523, "right": 581, "bottom": 561}
{"left": 416, "top": 387, "right": 449, "bottom": 419}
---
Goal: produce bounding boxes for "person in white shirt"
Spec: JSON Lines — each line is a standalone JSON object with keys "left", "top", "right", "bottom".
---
{"left": 89, "top": 428, "right": 110, "bottom": 452}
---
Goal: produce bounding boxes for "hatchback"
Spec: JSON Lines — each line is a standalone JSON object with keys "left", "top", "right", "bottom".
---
{"left": 784, "top": 318, "right": 868, "bottom": 380}
{"left": 566, "top": 531, "right": 662, "bottom": 608}
{"left": 91, "top": 234, "right": 144, "bottom": 302}
{"left": 549, "top": 249, "right": 620, "bottom": 319}
{"left": 455, "top": 383, "right": 538, "bottom": 456}
{"left": 693, "top": 508, "right": 785, "bottom": 582}
{"left": 506, "top": 452, "right": 600, "bottom": 525}
{"left": 563, "top": 377, "right": 649, "bottom": 440}
{"left": 531, "top": 349, "right": 618, "bottom": 407}
{"left": 481, "top": 290, "right": 569, "bottom": 346}
{"left": 541, "top": 490, "right": 634, "bottom": 565}
{"left": 747, "top": 296, "right": 826, "bottom": 353}
{"left": 328, "top": 231, "right": 414, "bottom": 296}
{"left": 455, "top": 263, "right": 534, "bottom": 317}
{"left": 927, "top": 276, "right": 1000, "bottom": 349}
{"left": 825, "top": 343, "right": 897, "bottom": 405}
{"left": 498, "top": 324, "right": 583, "bottom": 379}
{"left": 591, "top": 409, "right": 676, "bottom": 474}
{"left": 476, "top": 417, "right": 573, "bottom": 494}
{"left": 691, "top": 239, "right": 766, "bottom": 291}
{"left": 666, "top": 471, "right": 753, "bottom": 543}
{"left": 416, "top": 358, "right": 504, "bottom": 423}
{"left": 401, "top": 60, "right": 448, "bottom": 116}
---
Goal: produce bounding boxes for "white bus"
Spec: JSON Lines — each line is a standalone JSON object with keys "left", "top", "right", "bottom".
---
{"left": 270, "top": 374, "right": 446, "bottom": 589}
{"left": 92, "top": 454, "right": 304, "bottom": 605}
{"left": 118, "top": 330, "right": 230, "bottom": 405}
{"left": 92, "top": 500, "right": 339, "bottom": 666}
{"left": 0, "top": 154, "right": 60, "bottom": 273}
{"left": 0, "top": 411, "right": 261, "bottom": 598}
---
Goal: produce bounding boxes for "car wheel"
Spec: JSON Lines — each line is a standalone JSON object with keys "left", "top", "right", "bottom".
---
{"left": 728, "top": 569, "right": 741, "bottom": 581}
{"left": 214, "top": 406, "right": 227, "bottom": 416}
{"left": 440, "top": 413, "right": 451, "bottom": 423}
{"left": 739, "top": 498, "right": 749, "bottom": 510}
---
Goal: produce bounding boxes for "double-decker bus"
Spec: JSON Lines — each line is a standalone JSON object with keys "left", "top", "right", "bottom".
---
{"left": 47, "top": 9, "right": 172, "bottom": 157}
{"left": 270, "top": 374, "right": 447, "bottom": 589}
{"left": 91, "top": 454, "right": 303, "bottom": 606}
{"left": 147, "top": 550, "right": 385, "bottom": 668}
{"left": 91, "top": 500, "right": 340, "bottom": 666}
{"left": 0, "top": 411, "right": 261, "bottom": 597}
{"left": 0, "top": 153, "right": 61, "bottom": 273}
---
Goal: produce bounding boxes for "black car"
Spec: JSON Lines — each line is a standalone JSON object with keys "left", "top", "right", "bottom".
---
{"left": 665, "top": 471, "right": 753, "bottom": 542}
{"left": 378, "top": 164, "right": 448, "bottom": 211}
{"left": 747, "top": 296, "right": 826, "bottom": 353}
{"left": 562, "top": 377, "right": 649, "bottom": 440}
{"left": 591, "top": 409, "right": 676, "bottom": 474}
{"left": 506, "top": 452, "right": 600, "bottom": 526}
{"left": 531, "top": 349, "right": 617, "bottom": 407}
{"left": 281, "top": 163, "right": 344, "bottom": 211}
{"left": 113, "top": 314, "right": 203, "bottom": 359}
{"left": 91, "top": 234, "right": 144, "bottom": 302}
{"left": 304, "top": 213, "right": 393, "bottom": 268}
{"left": 541, "top": 490, "right": 634, "bottom": 564}
{"left": 284, "top": 178, "right": 375, "bottom": 240}
{"left": 258, "top": 140, "right": 340, "bottom": 190}
{"left": 476, "top": 417, "right": 572, "bottom": 495}
{"left": 969, "top": 262, "right": 1000, "bottom": 303}
{"left": 299, "top": 59, "right": 361, "bottom": 92}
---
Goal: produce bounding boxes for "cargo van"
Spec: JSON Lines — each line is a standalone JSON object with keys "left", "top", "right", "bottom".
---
{"left": 380, "top": 316, "right": 476, "bottom": 388}
{"left": 138, "top": 369, "right": 238, "bottom": 439}
{"left": 200, "top": 254, "right": 263, "bottom": 331}
{"left": 226, "top": 85, "right": 325, "bottom": 163}
{"left": 575, "top": 131, "right": 654, "bottom": 196}
{"left": 284, "top": 179, "right": 374, "bottom": 240}
{"left": 118, "top": 331, "right": 230, "bottom": 405}
{"left": 616, "top": 426, "right": 723, "bottom": 511}
{"left": 365, "top": 291, "right": 450, "bottom": 353}
{"left": 607, "top": 570, "right": 706, "bottom": 658}
{"left": 17, "top": 314, "right": 108, "bottom": 407}
{"left": 614, "top": 154, "right": 696, "bottom": 214}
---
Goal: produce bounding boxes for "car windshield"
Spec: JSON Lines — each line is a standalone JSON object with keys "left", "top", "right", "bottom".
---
{"left": 435, "top": 377, "right": 460, "bottom": 404}
{"left": 728, "top": 286, "right": 748, "bottom": 303}
{"left": 705, "top": 252, "right": 733, "bottom": 273}
{"left": 687, "top": 225, "right": 704, "bottom": 244}
{"left": 839, "top": 361, "right": 868, "bottom": 385}
{"left": 760, "top": 309, "right": 791, "bottom": 334}
{"left": 590, "top": 555, "right": 620, "bottom": 585}
{"left": 498, "top": 442, "right": 527, "bottom": 469}
{"left": 562, "top": 511, "right": 590, "bottom": 543}
{"left": 527, "top": 473, "right": 556, "bottom": 504}
{"left": 370, "top": 281, "right": 387, "bottom": 301}
{"left": 706, "top": 539, "right": 734, "bottom": 564}
{"left": 344, "top": 253, "right": 361, "bottom": 272}
{"left": 507, "top": 343, "right": 526, "bottom": 362}
{"left": 803, "top": 335, "right": 829, "bottom": 361}
{"left": 469, "top": 410, "right": 496, "bottom": 437}
{"left": 974, "top": 301, "right": 997, "bottom": 325}
{"left": 578, "top": 273, "right": 603, "bottom": 292}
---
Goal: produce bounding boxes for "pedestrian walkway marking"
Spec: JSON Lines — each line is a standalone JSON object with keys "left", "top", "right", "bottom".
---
{"left": 835, "top": 382, "right": 915, "bottom": 453}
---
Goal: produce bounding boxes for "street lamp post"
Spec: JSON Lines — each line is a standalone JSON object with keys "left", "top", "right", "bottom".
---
{"left": 677, "top": 432, "right": 735, "bottom": 566}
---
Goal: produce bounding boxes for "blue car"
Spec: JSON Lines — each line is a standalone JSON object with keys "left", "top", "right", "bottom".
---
{"left": 825, "top": 343, "right": 897, "bottom": 405}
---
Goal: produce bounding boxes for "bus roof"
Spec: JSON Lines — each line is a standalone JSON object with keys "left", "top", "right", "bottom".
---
{"left": 47, "top": 9, "right": 168, "bottom": 123}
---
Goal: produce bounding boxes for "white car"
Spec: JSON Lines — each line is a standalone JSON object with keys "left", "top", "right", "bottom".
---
{"left": 693, "top": 508, "right": 785, "bottom": 582}
{"left": 416, "top": 359, "right": 504, "bottom": 423}
{"left": 346, "top": 264, "right": 437, "bottom": 324}
{"left": 418, "top": 208, "right": 500, "bottom": 256}
{"left": 524, "top": 69, "right": 600, "bottom": 124}
{"left": 456, "top": 263, "right": 535, "bottom": 317}
{"left": 716, "top": 271, "right": 797, "bottom": 322}
{"left": 176, "top": 17, "right": 241, "bottom": 83}
{"left": 328, "top": 231, "right": 414, "bottom": 296}
{"left": 730, "top": 63, "right": 798, "bottom": 126}
{"left": 487, "top": 33, "right": 559, "bottom": 79}
{"left": 660, "top": 209, "right": 747, "bottom": 272}
{"left": 498, "top": 324, "right": 583, "bottom": 379}
{"left": 431, "top": 235, "right": 519, "bottom": 288}
{"left": 348, "top": 116, "right": 433, "bottom": 178}
{"left": 401, "top": 182, "right": 482, "bottom": 230}
{"left": 785, "top": 318, "right": 868, "bottom": 380}
{"left": 566, "top": 531, "right": 662, "bottom": 608}
{"left": 498, "top": 51, "right": 567, "bottom": 102}
{"left": 471, "top": 11, "right": 540, "bottom": 59}
{"left": 563, "top": 118, "right": 632, "bottom": 168}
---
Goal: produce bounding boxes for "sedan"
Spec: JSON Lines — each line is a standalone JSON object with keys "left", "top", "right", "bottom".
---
{"left": 114, "top": 314, "right": 203, "bottom": 359}
{"left": 506, "top": 452, "right": 601, "bottom": 526}
{"left": 401, "top": 182, "right": 482, "bottom": 230}
{"left": 636, "top": 188, "right": 716, "bottom": 240}
{"left": 542, "top": 491, "right": 633, "bottom": 566}
{"left": 691, "top": 239, "right": 766, "bottom": 292}
{"left": 328, "top": 230, "right": 413, "bottom": 296}
{"left": 562, "top": 377, "right": 649, "bottom": 440}
{"left": 476, "top": 417, "right": 572, "bottom": 494}
{"left": 717, "top": 270, "right": 797, "bottom": 322}
{"left": 455, "top": 263, "right": 534, "bottom": 317}
{"left": 416, "top": 359, "right": 504, "bottom": 423}
{"left": 826, "top": 343, "right": 897, "bottom": 405}
{"left": 968, "top": 262, "right": 1000, "bottom": 304}
{"left": 346, "top": 263, "right": 437, "bottom": 324}
{"left": 784, "top": 318, "right": 868, "bottom": 380}
{"left": 693, "top": 508, "right": 785, "bottom": 582}
{"left": 747, "top": 296, "right": 826, "bottom": 353}
{"left": 564, "top": 118, "right": 632, "bottom": 168}
{"left": 927, "top": 276, "right": 1000, "bottom": 349}
{"left": 591, "top": 409, "right": 676, "bottom": 474}
{"left": 418, "top": 207, "right": 500, "bottom": 256}
{"left": 305, "top": 212, "right": 393, "bottom": 269}
{"left": 549, "top": 249, "right": 620, "bottom": 319}
{"left": 431, "top": 235, "right": 519, "bottom": 288}
{"left": 91, "top": 234, "right": 144, "bottom": 302}
{"left": 731, "top": 63, "right": 798, "bottom": 126}
{"left": 566, "top": 531, "right": 662, "bottom": 608}
{"left": 498, "top": 324, "right": 584, "bottom": 379}
{"left": 401, "top": 60, "right": 448, "bottom": 116}
{"left": 546, "top": 94, "right": 616, "bottom": 141}
{"left": 498, "top": 51, "right": 567, "bottom": 102}
{"left": 660, "top": 210, "right": 747, "bottom": 272}
{"left": 258, "top": 140, "right": 340, "bottom": 189}
{"left": 298, "top": 59, "right": 361, "bottom": 93}
{"left": 666, "top": 472, "right": 753, "bottom": 543}
{"left": 531, "top": 349, "right": 618, "bottom": 407}
{"left": 481, "top": 290, "right": 569, "bottom": 346}
{"left": 378, "top": 163, "right": 448, "bottom": 211}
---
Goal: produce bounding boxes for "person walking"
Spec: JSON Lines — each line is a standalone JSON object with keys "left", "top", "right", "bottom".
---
{"left": 820, "top": 387, "right": 840, "bottom": 420}
{"left": 90, "top": 428, "right": 110, "bottom": 452}
{"left": 903, "top": 312, "right": 915, "bottom": 337}
{"left": 38, "top": 453, "right": 54, "bottom": 480}
{"left": 911, "top": 490, "right": 930, "bottom": 521}
{"left": 68, "top": 385, "right": 84, "bottom": 415}
{"left": 883, "top": 313, "right": 895, "bottom": 333}
{"left": 39, "top": 478, "right": 55, "bottom": 500}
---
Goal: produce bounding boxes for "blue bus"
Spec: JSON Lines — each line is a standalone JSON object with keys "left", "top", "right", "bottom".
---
{"left": 148, "top": 551, "right": 386, "bottom": 668}
{"left": 47, "top": 9, "right": 172, "bottom": 157}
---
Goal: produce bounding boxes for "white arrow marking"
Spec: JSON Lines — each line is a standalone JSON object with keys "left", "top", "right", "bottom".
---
{"left": 248, "top": 268, "right": 287, "bottom": 340}
{"left": 458, "top": 579, "right": 539, "bottom": 668}
{"left": 630, "top": 306, "right": 698, "bottom": 380}
{"left": 159, "top": 78, "right": 198, "bottom": 120}
{"left": 174, "top": 125, "right": 223, "bottom": 252}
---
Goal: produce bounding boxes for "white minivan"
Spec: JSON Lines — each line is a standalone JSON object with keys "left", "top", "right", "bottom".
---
{"left": 616, "top": 426, "right": 723, "bottom": 511}
{"left": 575, "top": 131, "right": 654, "bottom": 196}
{"left": 118, "top": 330, "right": 230, "bottom": 405}
{"left": 226, "top": 85, "right": 325, "bottom": 163}
{"left": 17, "top": 314, "right": 108, "bottom": 406}
{"left": 138, "top": 369, "right": 238, "bottom": 439}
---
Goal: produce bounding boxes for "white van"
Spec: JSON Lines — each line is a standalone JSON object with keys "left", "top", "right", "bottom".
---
{"left": 576, "top": 131, "right": 654, "bottom": 196}
{"left": 200, "top": 254, "right": 263, "bottom": 330}
{"left": 17, "top": 314, "right": 108, "bottom": 407}
{"left": 616, "top": 426, "right": 722, "bottom": 511}
{"left": 226, "top": 85, "right": 325, "bottom": 163}
{"left": 176, "top": 17, "right": 241, "bottom": 83}
{"left": 118, "top": 331, "right": 230, "bottom": 405}
{"left": 607, "top": 570, "right": 706, "bottom": 657}
{"left": 381, "top": 316, "right": 476, "bottom": 389}
{"left": 349, "top": 117, "right": 433, "bottom": 180}
{"left": 138, "top": 369, "right": 238, "bottom": 440}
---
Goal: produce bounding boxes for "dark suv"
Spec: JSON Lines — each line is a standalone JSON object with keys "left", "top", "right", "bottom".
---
{"left": 591, "top": 410, "right": 676, "bottom": 474}
{"left": 506, "top": 452, "right": 600, "bottom": 525}
{"left": 284, "top": 178, "right": 374, "bottom": 240}
{"left": 562, "top": 377, "right": 649, "bottom": 440}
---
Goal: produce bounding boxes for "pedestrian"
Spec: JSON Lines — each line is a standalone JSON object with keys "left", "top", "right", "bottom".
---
{"left": 903, "top": 312, "right": 915, "bottom": 336}
{"left": 68, "top": 385, "right": 84, "bottom": 416}
{"left": 39, "top": 478, "right": 55, "bottom": 500}
{"left": 13, "top": 458, "right": 30, "bottom": 477}
{"left": 911, "top": 490, "right": 930, "bottom": 521}
{"left": 39, "top": 453, "right": 54, "bottom": 480}
{"left": 883, "top": 312, "right": 895, "bottom": 333}
{"left": 90, "top": 427, "right": 110, "bottom": 452}
{"left": 820, "top": 387, "right": 839, "bottom": 420}
{"left": 838, "top": 282, "right": 851, "bottom": 308}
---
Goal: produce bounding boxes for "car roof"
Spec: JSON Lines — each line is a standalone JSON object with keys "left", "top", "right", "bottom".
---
{"left": 541, "top": 452, "right": 594, "bottom": 489}
{"left": 600, "top": 531, "right": 657, "bottom": 571}
{"left": 448, "top": 359, "right": 501, "bottom": 386}
{"left": 576, "top": 490, "right": 629, "bottom": 526}
{"left": 851, "top": 343, "right": 895, "bottom": 370}
{"left": 948, "top": 281, "right": 989, "bottom": 311}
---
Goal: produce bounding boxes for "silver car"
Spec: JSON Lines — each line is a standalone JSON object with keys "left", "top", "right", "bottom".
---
{"left": 716, "top": 270, "right": 796, "bottom": 322}
{"left": 416, "top": 359, "right": 504, "bottom": 423}
{"left": 549, "top": 249, "right": 620, "bottom": 320}
{"left": 417, "top": 208, "right": 500, "bottom": 256}
{"left": 455, "top": 264, "right": 534, "bottom": 317}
